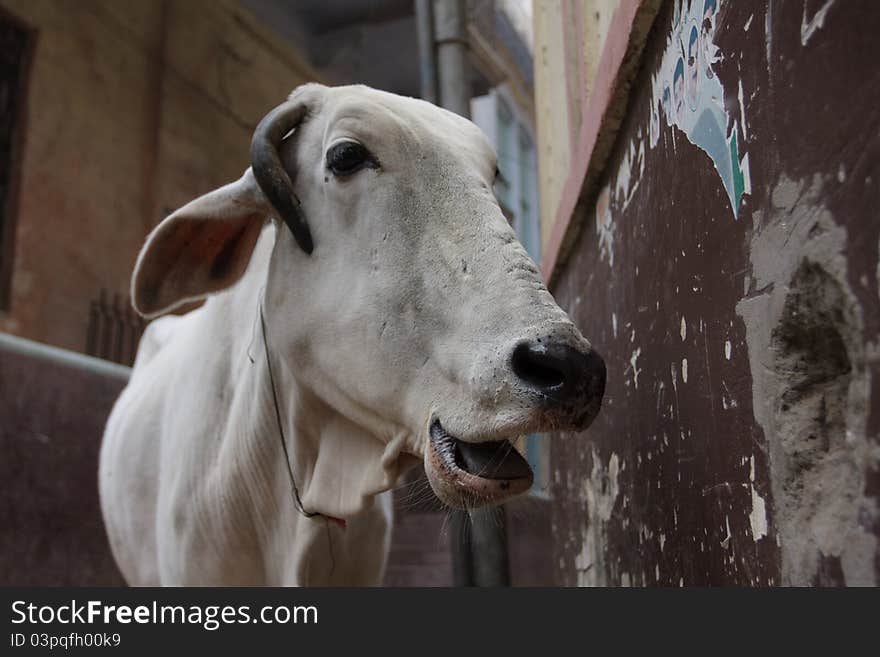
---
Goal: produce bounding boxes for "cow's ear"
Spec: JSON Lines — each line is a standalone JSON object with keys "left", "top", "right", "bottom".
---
{"left": 132, "top": 169, "right": 267, "bottom": 318}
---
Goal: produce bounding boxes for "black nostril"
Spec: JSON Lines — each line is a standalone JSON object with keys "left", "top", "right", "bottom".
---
{"left": 511, "top": 340, "right": 606, "bottom": 406}
{"left": 511, "top": 341, "right": 569, "bottom": 393}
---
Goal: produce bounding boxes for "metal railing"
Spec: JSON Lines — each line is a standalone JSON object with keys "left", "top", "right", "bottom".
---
{"left": 85, "top": 289, "right": 145, "bottom": 367}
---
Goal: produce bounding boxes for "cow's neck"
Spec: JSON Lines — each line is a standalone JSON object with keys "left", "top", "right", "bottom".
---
{"left": 243, "top": 306, "right": 410, "bottom": 520}
{"left": 196, "top": 226, "right": 408, "bottom": 582}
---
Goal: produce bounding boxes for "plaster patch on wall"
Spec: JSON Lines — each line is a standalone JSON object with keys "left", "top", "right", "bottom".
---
{"left": 614, "top": 132, "right": 646, "bottom": 213}
{"left": 596, "top": 185, "right": 614, "bottom": 267}
{"left": 648, "top": 0, "right": 749, "bottom": 217}
{"left": 628, "top": 347, "right": 643, "bottom": 389}
{"left": 575, "top": 450, "right": 621, "bottom": 586}
{"left": 800, "top": 0, "right": 835, "bottom": 46}
{"left": 721, "top": 515, "right": 732, "bottom": 548}
{"left": 597, "top": 129, "right": 648, "bottom": 268}
{"left": 740, "top": 152, "right": 752, "bottom": 195}
{"left": 721, "top": 380, "right": 737, "bottom": 410}
{"left": 736, "top": 174, "right": 878, "bottom": 585}
{"left": 749, "top": 455, "right": 769, "bottom": 539}
{"left": 737, "top": 79, "right": 749, "bottom": 141}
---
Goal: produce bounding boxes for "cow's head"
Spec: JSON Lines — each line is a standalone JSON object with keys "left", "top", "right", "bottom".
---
{"left": 132, "top": 84, "right": 605, "bottom": 510}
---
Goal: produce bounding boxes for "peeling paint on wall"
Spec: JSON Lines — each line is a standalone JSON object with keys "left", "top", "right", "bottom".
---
{"left": 629, "top": 348, "right": 642, "bottom": 389}
{"left": 575, "top": 450, "right": 621, "bottom": 587}
{"left": 596, "top": 185, "right": 614, "bottom": 266}
{"left": 749, "top": 455, "right": 768, "bottom": 540}
{"left": 800, "top": 0, "right": 836, "bottom": 46}
{"left": 614, "top": 131, "right": 646, "bottom": 213}
{"left": 596, "top": 129, "right": 649, "bottom": 269}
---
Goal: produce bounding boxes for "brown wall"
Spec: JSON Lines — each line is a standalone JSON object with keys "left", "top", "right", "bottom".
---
{"left": 0, "top": 0, "right": 318, "bottom": 353}
{"left": 540, "top": 0, "right": 880, "bottom": 586}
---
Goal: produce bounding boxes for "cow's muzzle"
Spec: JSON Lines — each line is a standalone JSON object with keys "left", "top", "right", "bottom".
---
{"left": 423, "top": 335, "right": 606, "bottom": 509}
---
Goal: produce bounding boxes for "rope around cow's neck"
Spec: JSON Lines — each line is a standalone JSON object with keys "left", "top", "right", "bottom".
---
{"left": 259, "top": 300, "right": 347, "bottom": 533}
{"left": 259, "top": 302, "right": 317, "bottom": 520}
{"left": 258, "top": 298, "right": 342, "bottom": 581}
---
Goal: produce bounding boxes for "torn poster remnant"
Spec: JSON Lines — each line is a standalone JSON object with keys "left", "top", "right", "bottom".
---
{"left": 648, "top": 0, "right": 750, "bottom": 217}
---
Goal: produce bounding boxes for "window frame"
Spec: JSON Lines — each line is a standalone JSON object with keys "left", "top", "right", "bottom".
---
{"left": 0, "top": 6, "right": 36, "bottom": 312}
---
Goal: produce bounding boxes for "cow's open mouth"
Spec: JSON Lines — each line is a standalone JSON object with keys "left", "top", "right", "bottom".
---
{"left": 426, "top": 418, "right": 533, "bottom": 506}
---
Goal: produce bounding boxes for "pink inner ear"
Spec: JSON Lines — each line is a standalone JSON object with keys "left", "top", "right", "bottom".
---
{"left": 207, "top": 222, "right": 256, "bottom": 281}
{"left": 134, "top": 214, "right": 263, "bottom": 317}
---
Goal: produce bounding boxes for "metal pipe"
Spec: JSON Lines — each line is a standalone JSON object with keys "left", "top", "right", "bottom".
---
{"left": 414, "top": 0, "right": 438, "bottom": 104}
{"left": 470, "top": 506, "right": 511, "bottom": 586}
{"left": 431, "top": 0, "right": 511, "bottom": 587}
{"left": 432, "top": 0, "right": 470, "bottom": 117}
{"left": 0, "top": 332, "right": 131, "bottom": 382}
{"left": 433, "top": 0, "right": 477, "bottom": 586}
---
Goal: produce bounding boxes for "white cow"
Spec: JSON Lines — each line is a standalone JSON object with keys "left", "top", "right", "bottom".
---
{"left": 99, "top": 84, "right": 605, "bottom": 586}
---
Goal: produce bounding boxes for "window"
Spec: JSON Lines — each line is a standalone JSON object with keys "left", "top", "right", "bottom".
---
{"left": 516, "top": 127, "right": 539, "bottom": 261}
{"left": 494, "top": 97, "right": 515, "bottom": 212}
{"left": 0, "top": 8, "right": 33, "bottom": 311}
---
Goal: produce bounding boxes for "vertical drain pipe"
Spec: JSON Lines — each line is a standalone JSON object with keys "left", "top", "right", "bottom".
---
{"left": 415, "top": 0, "right": 437, "bottom": 104}
{"left": 433, "top": 0, "right": 470, "bottom": 116}
{"left": 430, "top": 0, "right": 511, "bottom": 588}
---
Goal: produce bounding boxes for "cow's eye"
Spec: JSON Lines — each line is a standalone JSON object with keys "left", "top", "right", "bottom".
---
{"left": 326, "top": 141, "right": 376, "bottom": 177}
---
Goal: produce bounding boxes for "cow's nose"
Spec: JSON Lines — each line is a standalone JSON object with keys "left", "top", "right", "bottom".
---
{"left": 511, "top": 339, "right": 606, "bottom": 407}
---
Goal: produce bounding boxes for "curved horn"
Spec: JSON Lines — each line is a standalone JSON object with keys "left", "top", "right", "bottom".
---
{"left": 250, "top": 101, "right": 314, "bottom": 254}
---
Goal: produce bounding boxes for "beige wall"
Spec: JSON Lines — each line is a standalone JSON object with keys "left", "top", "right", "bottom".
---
{"left": 532, "top": 0, "right": 621, "bottom": 250}
{"left": 0, "top": 0, "right": 318, "bottom": 352}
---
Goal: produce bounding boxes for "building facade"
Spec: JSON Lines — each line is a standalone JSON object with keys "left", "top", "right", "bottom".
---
{"left": 0, "top": 0, "right": 319, "bottom": 357}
